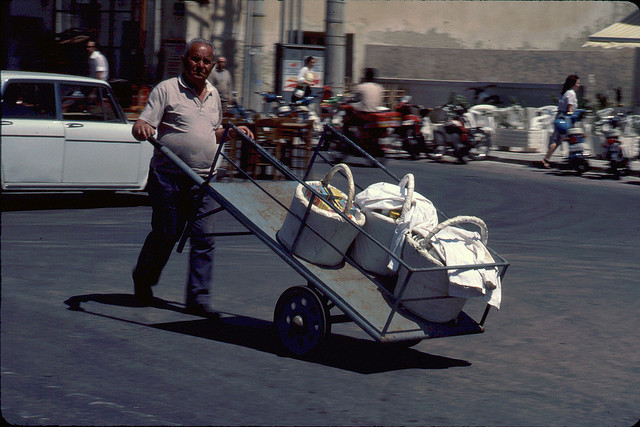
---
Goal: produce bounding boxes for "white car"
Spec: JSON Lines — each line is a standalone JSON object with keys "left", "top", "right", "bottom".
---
{"left": 1, "top": 71, "right": 152, "bottom": 191}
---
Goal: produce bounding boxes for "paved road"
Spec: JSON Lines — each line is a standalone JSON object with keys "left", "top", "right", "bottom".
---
{"left": 1, "top": 158, "right": 639, "bottom": 426}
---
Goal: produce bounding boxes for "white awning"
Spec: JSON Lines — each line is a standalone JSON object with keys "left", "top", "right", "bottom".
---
{"left": 583, "top": 10, "right": 640, "bottom": 48}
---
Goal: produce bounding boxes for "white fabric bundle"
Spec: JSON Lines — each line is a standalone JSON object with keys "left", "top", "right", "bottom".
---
{"left": 350, "top": 174, "right": 438, "bottom": 276}
{"left": 410, "top": 216, "right": 501, "bottom": 309}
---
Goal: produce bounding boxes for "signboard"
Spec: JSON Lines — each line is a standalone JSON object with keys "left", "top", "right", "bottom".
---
{"left": 161, "top": 39, "right": 186, "bottom": 80}
{"left": 280, "top": 45, "right": 325, "bottom": 92}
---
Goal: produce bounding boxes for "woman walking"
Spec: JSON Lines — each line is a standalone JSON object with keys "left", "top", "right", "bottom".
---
{"left": 542, "top": 74, "right": 580, "bottom": 168}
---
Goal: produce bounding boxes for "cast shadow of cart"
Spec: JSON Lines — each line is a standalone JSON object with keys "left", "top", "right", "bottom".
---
{"left": 64, "top": 293, "right": 471, "bottom": 374}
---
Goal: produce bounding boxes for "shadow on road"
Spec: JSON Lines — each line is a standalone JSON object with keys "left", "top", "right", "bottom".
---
{"left": 1, "top": 191, "right": 150, "bottom": 212}
{"left": 64, "top": 293, "right": 471, "bottom": 374}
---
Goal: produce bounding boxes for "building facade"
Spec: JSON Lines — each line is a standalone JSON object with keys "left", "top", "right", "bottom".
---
{"left": 3, "top": 1, "right": 637, "bottom": 109}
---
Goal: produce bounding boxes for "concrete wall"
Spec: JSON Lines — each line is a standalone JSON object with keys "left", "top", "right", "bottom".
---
{"left": 159, "top": 1, "right": 637, "bottom": 103}
{"left": 252, "top": 1, "right": 638, "bottom": 104}
{"left": 365, "top": 46, "right": 637, "bottom": 107}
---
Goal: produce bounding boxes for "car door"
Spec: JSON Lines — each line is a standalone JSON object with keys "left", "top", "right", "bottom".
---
{"left": 1, "top": 80, "right": 64, "bottom": 189}
{"left": 60, "top": 83, "right": 142, "bottom": 186}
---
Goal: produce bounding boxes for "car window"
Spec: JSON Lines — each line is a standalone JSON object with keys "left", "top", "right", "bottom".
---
{"left": 61, "top": 84, "right": 121, "bottom": 122}
{"left": 1, "top": 82, "right": 56, "bottom": 119}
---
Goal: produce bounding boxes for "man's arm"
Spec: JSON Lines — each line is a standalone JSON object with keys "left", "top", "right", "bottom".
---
{"left": 215, "top": 125, "right": 254, "bottom": 142}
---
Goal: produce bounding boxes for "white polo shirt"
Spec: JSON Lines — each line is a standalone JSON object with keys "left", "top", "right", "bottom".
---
{"left": 353, "top": 82, "right": 383, "bottom": 112}
{"left": 139, "top": 74, "right": 222, "bottom": 175}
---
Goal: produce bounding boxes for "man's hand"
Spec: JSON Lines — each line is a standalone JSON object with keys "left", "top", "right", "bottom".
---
{"left": 132, "top": 119, "right": 156, "bottom": 141}
{"left": 217, "top": 125, "right": 254, "bottom": 141}
{"left": 234, "top": 125, "right": 254, "bottom": 140}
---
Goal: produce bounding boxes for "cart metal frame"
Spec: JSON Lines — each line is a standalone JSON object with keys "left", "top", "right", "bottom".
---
{"left": 147, "top": 122, "right": 509, "bottom": 355}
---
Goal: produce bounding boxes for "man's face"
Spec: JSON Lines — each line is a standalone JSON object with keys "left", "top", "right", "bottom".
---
{"left": 86, "top": 42, "right": 96, "bottom": 53}
{"left": 183, "top": 43, "right": 215, "bottom": 86}
{"left": 217, "top": 57, "right": 227, "bottom": 70}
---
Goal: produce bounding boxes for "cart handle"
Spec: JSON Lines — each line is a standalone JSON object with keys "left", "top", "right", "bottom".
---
{"left": 417, "top": 215, "right": 489, "bottom": 248}
{"left": 398, "top": 173, "right": 415, "bottom": 222}
{"left": 320, "top": 163, "right": 355, "bottom": 214}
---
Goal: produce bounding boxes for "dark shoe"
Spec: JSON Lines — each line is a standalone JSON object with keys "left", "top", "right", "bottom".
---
{"left": 185, "top": 304, "right": 221, "bottom": 319}
{"left": 133, "top": 271, "right": 153, "bottom": 306}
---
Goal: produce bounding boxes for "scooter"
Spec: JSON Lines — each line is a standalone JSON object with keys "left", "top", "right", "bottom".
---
{"left": 467, "top": 84, "right": 503, "bottom": 106}
{"left": 431, "top": 104, "right": 489, "bottom": 163}
{"left": 256, "top": 92, "right": 292, "bottom": 117}
{"left": 565, "top": 127, "right": 591, "bottom": 175}
{"left": 392, "top": 95, "right": 426, "bottom": 160}
{"left": 558, "top": 109, "right": 590, "bottom": 175}
{"left": 594, "top": 110, "right": 631, "bottom": 179}
{"left": 289, "top": 93, "right": 323, "bottom": 134}
{"left": 602, "top": 127, "right": 630, "bottom": 179}
{"left": 336, "top": 102, "right": 401, "bottom": 163}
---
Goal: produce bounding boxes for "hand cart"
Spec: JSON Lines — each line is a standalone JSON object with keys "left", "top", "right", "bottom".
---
{"left": 148, "top": 123, "right": 509, "bottom": 356}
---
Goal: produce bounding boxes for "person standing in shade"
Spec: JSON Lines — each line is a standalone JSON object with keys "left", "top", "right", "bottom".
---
{"left": 291, "top": 56, "right": 317, "bottom": 103}
{"left": 208, "top": 56, "right": 233, "bottom": 112}
{"left": 131, "top": 38, "right": 253, "bottom": 318}
{"left": 542, "top": 74, "right": 580, "bottom": 169}
{"left": 86, "top": 39, "right": 109, "bottom": 81}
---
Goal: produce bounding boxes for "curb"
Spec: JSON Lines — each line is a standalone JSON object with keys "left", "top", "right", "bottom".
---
{"left": 487, "top": 152, "right": 640, "bottom": 177}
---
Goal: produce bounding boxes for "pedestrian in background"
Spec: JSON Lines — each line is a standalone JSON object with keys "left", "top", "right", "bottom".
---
{"left": 343, "top": 67, "right": 384, "bottom": 130}
{"left": 130, "top": 38, "right": 253, "bottom": 317}
{"left": 291, "top": 56, "right": 317, "bottom": 103}
{"left": 86, "top": 39, "right": 109, "bottom": 81}
{"left": 352, "top": 67, "right": 383, "bottom": 113}
{"left": 208, "top": 56, "right": 233, "bottom": 112}
{"left": 542, "top": 74, "right": 580, "bottom": 169}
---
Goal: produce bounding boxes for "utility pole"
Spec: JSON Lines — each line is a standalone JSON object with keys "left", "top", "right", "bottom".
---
{"left": 242, "top": 0, "right": 264, "bottom": 111}
{"left": 325, "top": 0, "right": 345, "bottom": 95}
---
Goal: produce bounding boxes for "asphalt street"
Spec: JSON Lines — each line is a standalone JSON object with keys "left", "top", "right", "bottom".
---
{"left": 1, "top": 156, "right": 639, "bottom": 426}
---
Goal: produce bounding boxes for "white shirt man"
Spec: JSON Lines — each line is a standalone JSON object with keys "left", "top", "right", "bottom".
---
{"left": 86, "top": 41, "right": 109, "bottom": 81}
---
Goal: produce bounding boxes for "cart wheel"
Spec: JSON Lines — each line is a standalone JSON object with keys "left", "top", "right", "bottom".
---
{"left": 274, "top": 286, "right": 331, "bottom": 356}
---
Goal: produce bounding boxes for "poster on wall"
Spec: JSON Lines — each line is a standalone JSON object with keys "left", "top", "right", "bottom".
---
{"left": 161, "top": 39, "right": 186, "bottom": 80}
{"left": 281, "top": 46, "right": 325, "bottom": 92}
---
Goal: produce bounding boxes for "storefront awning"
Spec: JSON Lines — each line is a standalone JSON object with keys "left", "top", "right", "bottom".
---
{"left": 583, "top": 10, "right": 640, "bottom": 48}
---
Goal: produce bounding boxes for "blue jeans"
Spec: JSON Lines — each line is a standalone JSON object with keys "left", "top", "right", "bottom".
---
{"left": 133, "top": 168, "right": 216, "bottom": 307}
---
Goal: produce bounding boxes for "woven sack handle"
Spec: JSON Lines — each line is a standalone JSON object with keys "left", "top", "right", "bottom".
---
{"left": 320, "top": 163, "right": 355, "bottom": 214}
{"left": 420, "top": 215, "right": 488, "bottom": 249}
{"left": 398, "top": 173, "right": 415, "bottom": 221}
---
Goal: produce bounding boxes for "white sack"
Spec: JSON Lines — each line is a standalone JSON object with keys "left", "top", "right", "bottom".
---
{"left": 396, "top": 235, "right": 468, "bottom": 323}
{"left": 351, "top": 174, "right": 437, "bottom": 275}
{"left": 277, "top": 163, "right": 366, "bottom": 267}
{"left": 412, "top": 217, "right": 501, "bottom": 309}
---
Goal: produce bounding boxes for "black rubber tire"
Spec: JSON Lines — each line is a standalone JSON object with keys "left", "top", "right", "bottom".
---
{"left": 274, "top": 286, "right": 331, "bottom": 356}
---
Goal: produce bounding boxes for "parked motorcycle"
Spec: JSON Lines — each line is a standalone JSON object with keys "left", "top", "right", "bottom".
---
{"left": 602, "top": 127, "right": 630, "bottom": 179}
{"left": 593, "top": 109, "right": 632, "bottom": 179}
{"left": 256, "top": 92, "right": 292, "bottom": 117}
{"left": 289, "top": 93, "right": 323, "bottom": 134}
{"left": 226, "top": 91, "right": 256, "bottom": 122}
{"left": 335, "top": 102, "right": 401, "bottom": 162}
{"left": 392, "top": 96, "right": 427, "bottom": 160}
{"left": 430, "top": 104, "right": 491, "bottom": 163}
{"left": 467, "top": 84, "right": 503, "bottom": 106}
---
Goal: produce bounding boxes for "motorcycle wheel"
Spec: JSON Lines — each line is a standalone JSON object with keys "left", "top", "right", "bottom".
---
{"left": 468, "top": 131, "right": 491, "bottom": 160}
{"left": 428, "top": 131, "right": 447, "bottom": 161}
{"left": 403, "top": 129, "right": 421, "bottom": 160}
{"left": 575, "top": 159, "right": 590, "bottom": 176}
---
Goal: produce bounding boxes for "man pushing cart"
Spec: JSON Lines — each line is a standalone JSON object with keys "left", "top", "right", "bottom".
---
{"left": 141, "top": 118, "right": 509, "bottom": 356}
